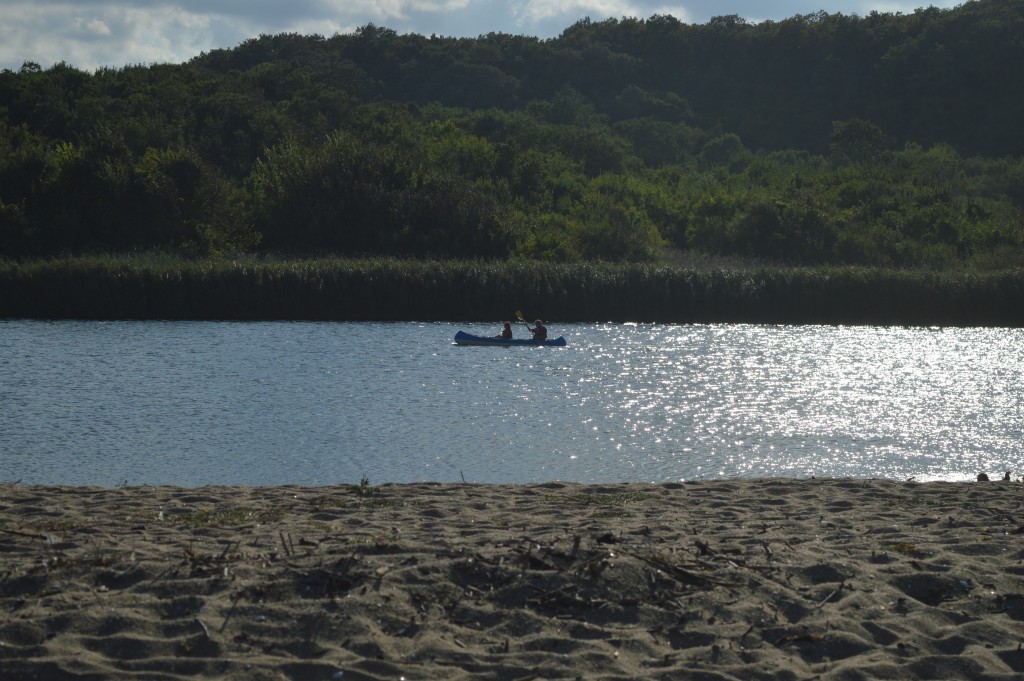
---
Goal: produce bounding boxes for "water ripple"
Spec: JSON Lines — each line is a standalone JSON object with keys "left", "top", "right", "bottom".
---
{"left": 1, "top": 321, "right": 1021, "bottom": 485}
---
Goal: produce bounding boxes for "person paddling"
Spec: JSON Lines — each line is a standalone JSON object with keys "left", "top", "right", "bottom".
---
{"left": 526, "top": 319, "right": 547, "bottom": 341}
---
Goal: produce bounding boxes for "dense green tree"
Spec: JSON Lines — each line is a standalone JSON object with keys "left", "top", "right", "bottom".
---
{"left": 248, "top": 131, "right": 515, "bottom": 258}
{"left": 830, "top": 119, "right": 891, "bottom": 166}
{"left": 699, "top": 134, "right": 751, "bottom": 172}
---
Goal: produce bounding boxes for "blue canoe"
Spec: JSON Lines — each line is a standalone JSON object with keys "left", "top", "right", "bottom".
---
{"left": 454, "top": 330, "right": 566, "bottom": 347}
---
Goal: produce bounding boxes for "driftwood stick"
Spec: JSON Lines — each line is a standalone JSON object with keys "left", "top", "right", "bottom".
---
{"left": 195, "top": 616, "right": 211, "bottom": 639}
{"left": 279, "top": 531, "right": 292, "bottom": 557}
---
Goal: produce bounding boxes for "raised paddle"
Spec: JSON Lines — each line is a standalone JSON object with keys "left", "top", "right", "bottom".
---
{"left": 515, "top": 311, "right": 536, "bottom": 341}
{"left": 518, "top": 311, "right": 546, "bottom": 341}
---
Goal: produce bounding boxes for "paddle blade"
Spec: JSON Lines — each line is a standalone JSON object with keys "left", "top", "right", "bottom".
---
{"left": 516, "top": 310, "right": 525, "bottom": 322}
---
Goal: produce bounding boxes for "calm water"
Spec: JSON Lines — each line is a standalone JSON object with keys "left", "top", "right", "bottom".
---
{"left": 1, "top": 321, "right": 1021, "bottom": 487}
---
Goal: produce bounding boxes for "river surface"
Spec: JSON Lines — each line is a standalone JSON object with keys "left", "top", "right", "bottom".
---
{"left": 1, "top": 321, "right": 1021, "bottom": 487}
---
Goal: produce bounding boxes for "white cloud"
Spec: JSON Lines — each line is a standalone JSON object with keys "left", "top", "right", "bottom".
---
{"left": 272, "top": 0, "right": 477, "bottom": 24}
{"left": 72, "top": 17, "right": 113, "bottom": 39}
{"left": 857, "top": 1, "right": 954, "bottom": 14}
{"left": 518, "top": 0, "right": 641, "bottom": 22}
{"left": 1, "top": 3, "right": 211, "bottom": 69}
{"left": 512, "top": 0, "right": 692, "bottom": 34}
{"left": 651, "top": 5, "right": 692, "bottom": 22}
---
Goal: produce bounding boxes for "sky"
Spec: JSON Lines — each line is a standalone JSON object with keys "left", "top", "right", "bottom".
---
{"left": 2, "top": 0, "right": 964, "bottom": 73}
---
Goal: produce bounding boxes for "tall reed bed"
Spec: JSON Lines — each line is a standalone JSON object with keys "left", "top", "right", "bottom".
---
{"left": 1, "top": 256, "right": 1022, "bottom": 326}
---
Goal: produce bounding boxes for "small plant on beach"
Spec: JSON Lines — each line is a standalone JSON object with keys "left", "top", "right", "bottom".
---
{"left": 350, "top": 476, "right": 378, "bottom": 497}
{"left": 884, "top": 542, "right": 928, "bottom": 558}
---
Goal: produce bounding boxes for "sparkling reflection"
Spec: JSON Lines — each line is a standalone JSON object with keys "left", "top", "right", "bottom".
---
{"left": 506, "top": 324, "right": 1023, "bottom": 484}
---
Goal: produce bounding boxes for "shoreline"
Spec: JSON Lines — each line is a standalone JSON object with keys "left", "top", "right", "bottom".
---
{"left": 2, "top": 478, "right": 1023, "bottom": 679}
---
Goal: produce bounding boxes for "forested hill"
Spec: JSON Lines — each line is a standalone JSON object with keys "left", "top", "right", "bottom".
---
{"left": 1, "top": 0, "right": 1023, "bottom": 268}
{"left": 192, "top": 2, "right": 1024, "bottom": 159}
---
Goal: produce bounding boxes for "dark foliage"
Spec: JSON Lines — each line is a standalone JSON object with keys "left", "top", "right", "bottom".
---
{"left": 1, "top": 1, "right": 1023, "bottom": 269}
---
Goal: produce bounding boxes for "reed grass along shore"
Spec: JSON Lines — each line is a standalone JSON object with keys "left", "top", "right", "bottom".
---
{"left": 2, "top": 257, "right": 1024, "bottom": 325}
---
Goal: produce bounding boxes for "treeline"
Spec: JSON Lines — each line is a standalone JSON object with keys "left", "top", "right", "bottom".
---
{"left": 3, "top": 256, "right": 1022, "bottom": 326}
{"left": 1, "top": 0, "right": 1023, "bottom": 269}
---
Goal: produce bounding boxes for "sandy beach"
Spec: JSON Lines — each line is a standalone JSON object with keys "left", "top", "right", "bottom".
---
{"left": 1, "top": 478, "right": 1022, "bottom": 680}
